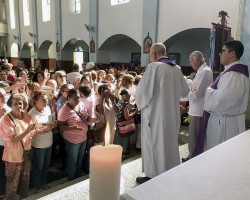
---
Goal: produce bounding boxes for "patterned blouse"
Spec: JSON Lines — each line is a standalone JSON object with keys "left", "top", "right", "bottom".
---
{"left": 0, "top": 112, "right": 33, "bottom": 162}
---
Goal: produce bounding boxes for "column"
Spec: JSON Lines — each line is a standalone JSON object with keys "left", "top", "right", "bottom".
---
{"left": 89, "top": 0, "right": 98, "bottom": 63}
{"left": 239, "top": 0, "right": 250, "bottom": 66}
{"left": 141, "top": 0, "right": 159, "bottom": 66}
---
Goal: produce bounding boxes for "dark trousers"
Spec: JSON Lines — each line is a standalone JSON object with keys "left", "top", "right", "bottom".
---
{"left": 187, "top": 116, "right": 202, "bottom": 158}
{"left": 0, "top": 145, "right": 6, "bottom": 196}
{"left": 32, "top": 146, "right": 52, "bottom": 189}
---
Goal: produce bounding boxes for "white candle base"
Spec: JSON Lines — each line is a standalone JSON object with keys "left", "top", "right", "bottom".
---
{"left": 89, "top": 144, "right": 123, "bottom": 200}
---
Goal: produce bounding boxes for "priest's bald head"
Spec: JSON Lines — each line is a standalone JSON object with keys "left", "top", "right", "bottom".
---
{"left": 149, "top": 43, "right": 166, "bottom": 62}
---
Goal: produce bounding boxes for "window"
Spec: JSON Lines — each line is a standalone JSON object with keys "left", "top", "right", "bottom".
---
{"left": 23, "top": 0, "right": 30, "bottom": 26}
{"left": 9, "top": 0, "right": 16, "bottom": 29}
{"left": 69, "top": 0, "right": 81, "bottom": 14}
{"left": 75, "top": 0, "right": 81, "bottom": 13}
{"left": 111, "top": 0, "right": 130, "bottom": 6}
{"left": 42, "top": 0, "right": 51, "bottom": 22}
{"left": 73, "top": 47, "right": 83, "bottom": 70}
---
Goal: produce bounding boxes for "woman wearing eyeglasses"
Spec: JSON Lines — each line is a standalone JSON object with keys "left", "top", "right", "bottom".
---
{"left": 53, "top": 71, "right": 67, "bottom": 92}
{"left": 0, "top": 94, "right": 44, "bottom": 199}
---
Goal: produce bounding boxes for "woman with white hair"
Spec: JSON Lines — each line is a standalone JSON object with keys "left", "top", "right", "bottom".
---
{"left": 53, "top": 71, "right": 67, "bottom": 91}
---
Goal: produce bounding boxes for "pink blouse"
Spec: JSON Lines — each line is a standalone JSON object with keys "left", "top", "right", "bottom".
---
{"left": 0, "top": 112, "right": 33, "bottom": 163}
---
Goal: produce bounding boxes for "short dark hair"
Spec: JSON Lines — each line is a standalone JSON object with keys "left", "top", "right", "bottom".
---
{"left": 32, "top": 71, "right": 44, "bottom": 83}
{"left": 1, "top": 64, "right": 10, "bottom": 71}
{"left": 224, "top": 40, "right": 244, "bottom": 60}
{"left": 72, "top": 63, "right": 79, "bottom": 71}
{"left": 67, "top": 88, "right": 78, "bottom": 99}
{"left": 97, "top": 84, "right": 110, "bottom": 96}
{"left": 79, "top": 85, "right": 91, "bottom": 97}
{"left": 120, "top": 89, "right": 130, "bottom": 96}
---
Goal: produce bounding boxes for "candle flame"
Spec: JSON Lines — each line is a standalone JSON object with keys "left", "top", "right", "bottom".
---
{"left": 104, "top": 122, "right": 110, "bottom": 146}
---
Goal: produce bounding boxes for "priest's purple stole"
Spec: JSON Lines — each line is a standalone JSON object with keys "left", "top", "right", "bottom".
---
{"left": 192, "top": 64, "right": 249, "bottom": 157}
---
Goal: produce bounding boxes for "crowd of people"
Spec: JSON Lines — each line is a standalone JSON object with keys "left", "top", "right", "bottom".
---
{"left": 0, "top": 54, "right": 142, "bottom": 199}
{"left": 0, "top": 40, "right": 248, "bottom": 199}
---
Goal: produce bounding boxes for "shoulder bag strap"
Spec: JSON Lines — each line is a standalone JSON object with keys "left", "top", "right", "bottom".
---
{"left": 7, "top": 113, "right": 26, "bottom": 151}
{"left": 66, "top": 103, "right": 89, "bottom": 126}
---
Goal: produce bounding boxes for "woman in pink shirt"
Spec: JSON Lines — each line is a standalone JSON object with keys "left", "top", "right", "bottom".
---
{"left": 58, "top": 89, "right": 96, "bottom": 180}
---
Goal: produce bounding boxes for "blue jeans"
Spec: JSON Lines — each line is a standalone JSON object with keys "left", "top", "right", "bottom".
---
{"left": 64, "top": 140, "right": 87, "bottom": 181}
{"left": 32, "top": 146, "right": 52, "bottom": 189}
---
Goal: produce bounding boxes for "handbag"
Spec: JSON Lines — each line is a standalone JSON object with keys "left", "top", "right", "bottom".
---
{"left": 117, "top": 117, "right": 136, "bottom": 137}
{"left": 8, "top": 114, "right": 33, "bottom": 161}
{"left": 22, "top": 149, "right": 33, "bottom": 161}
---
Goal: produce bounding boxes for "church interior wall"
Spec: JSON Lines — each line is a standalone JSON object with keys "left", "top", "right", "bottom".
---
{"left": 98, "top": 0, "right": 143, "bottom": 48}
{"left": 109, "top": 39, "right": 141, "bottom": 63}
{"left": 157, "top": 0, "right": 241, "bottom": 42}
{"left": 36, "top": 0, "right": 56, "bottom": 46}
{"left": 166, "top": 29, "right": 210, "bottom": 67}
{"left": 61, "top": 0, "right": 89, "bottom": 46}
{"left": 0, "top": 0, "right": 247, "bottom": 71}
{"left": 97, "top": 50, "right": 110, "bottom": 64}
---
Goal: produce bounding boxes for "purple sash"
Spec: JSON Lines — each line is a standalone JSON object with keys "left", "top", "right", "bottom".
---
{"left": 158, "top": 57, "right": 176, "bottom": 66}
{"left": 192, "top": 64, "right": 249, "bottom": 157}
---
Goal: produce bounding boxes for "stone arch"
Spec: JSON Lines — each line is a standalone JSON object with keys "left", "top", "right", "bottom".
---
{"left": 98, "top": 34, "right": 141, "bottom": 65}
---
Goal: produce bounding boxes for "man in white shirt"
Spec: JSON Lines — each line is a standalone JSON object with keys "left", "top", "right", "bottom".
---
{"left": 66, "top": 63, "right": 82, "bottom": 84}
{"left": 182, "top": 51, "right": 213, "bottom": 162}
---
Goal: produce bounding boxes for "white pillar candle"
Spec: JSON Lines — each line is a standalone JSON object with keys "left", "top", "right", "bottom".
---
{"left": 89, "top": 122, "right": 123, "bottom": 200}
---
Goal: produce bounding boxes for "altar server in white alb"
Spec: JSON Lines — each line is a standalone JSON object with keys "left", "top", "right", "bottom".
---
{"left": 135, "top": 43, "right": 189, "bottom": 184}
{"left": 204, "top": 40, "right": 249, "bottom": 150}
{"left": 182, "top": 51, "right": 213, "bottom": 162}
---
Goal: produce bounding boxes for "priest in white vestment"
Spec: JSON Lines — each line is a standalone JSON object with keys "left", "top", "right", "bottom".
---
{"left": 182, "top": 51, "right": 213, "bottom": 162}
{"left": 204, "top": 40, "right": 249, "bottom": 150}
{"left": 135, "top": 43, "right": 189, "bottom": 184}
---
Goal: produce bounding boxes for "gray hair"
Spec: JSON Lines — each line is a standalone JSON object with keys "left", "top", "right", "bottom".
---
{"left": 151, "top": 43, "right": 166, "bottom": 56}
{"left": 53, "top": 70, "right": 66, "bottom": 81}
{"left": 190, "top": 51, "right": 205, "bottom": 63}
